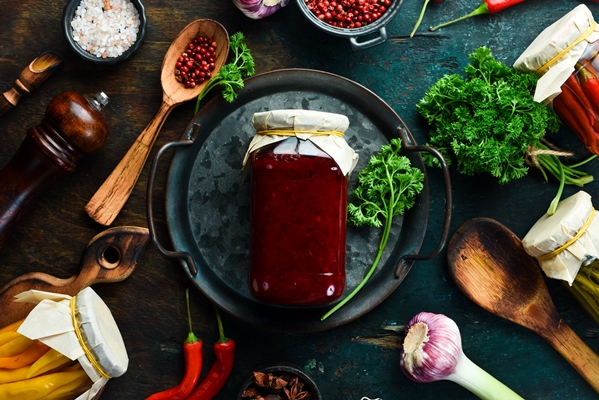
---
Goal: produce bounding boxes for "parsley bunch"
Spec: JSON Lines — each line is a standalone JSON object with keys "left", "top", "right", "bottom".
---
{"left": 321, "top": 138, "right": 424, "bottom": 321}
{"left": 417, "top": 46, "right": 595, "bottom": 214}
{"left": 194, "top": 32, "right": 255, "bottom": 114}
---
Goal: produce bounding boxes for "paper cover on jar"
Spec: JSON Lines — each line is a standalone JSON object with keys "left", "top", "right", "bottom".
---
{"left": 243, "top": 109, "right": 359, "bottom": 176}
{"left": 14, "top": 286, "right": 128, "bottom": 400}
{"left": 522, "top": 191, "right": 599, "bottom": 285}
{"left": 513, "top": 4, "right": 599, "bottom": 103}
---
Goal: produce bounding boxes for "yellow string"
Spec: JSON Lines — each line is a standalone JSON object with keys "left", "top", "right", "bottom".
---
{"left": 536, "top": 21, "right": 598, "bottom": 75}
{"left": 70, "top": 296, "right": 111, "bottom": 379}
{"left": 256, "top": 129, "right": 345, "bottom": 137}
{"left": 537, "top": 208, "right": 596, "bottom": 261}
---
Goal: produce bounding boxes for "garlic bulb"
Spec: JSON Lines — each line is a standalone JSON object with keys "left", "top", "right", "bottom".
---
{"left": 232, "top": 0, "right": 290, "bottom": 19}
{"left": 400, "top": 312, "right": 524, "bottom": 400}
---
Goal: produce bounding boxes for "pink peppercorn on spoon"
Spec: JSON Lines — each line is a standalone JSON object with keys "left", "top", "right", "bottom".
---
{"left": 85, "top": 19, "right": 229, "bottom": 226}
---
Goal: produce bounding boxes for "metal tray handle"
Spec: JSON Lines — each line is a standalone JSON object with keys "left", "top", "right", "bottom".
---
{"left": 146, "top": 123, "right": 201, "bottom": 276}
{"left": 395, "top": 126, "right": 452, "bottom": 280}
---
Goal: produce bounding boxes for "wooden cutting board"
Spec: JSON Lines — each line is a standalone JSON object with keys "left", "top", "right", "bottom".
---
{"left": 0, "top": 225, "right": 150, "bottom": 328}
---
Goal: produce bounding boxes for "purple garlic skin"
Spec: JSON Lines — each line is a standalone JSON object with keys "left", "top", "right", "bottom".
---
{"left": 232, "top": 0, "right": 290, "bottom": 19}
{"left": 400, "top": 312, "right": 463, "bottom": 383}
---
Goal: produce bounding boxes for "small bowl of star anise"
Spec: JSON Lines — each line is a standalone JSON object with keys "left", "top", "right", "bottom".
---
{"left": 238, "top": 363, "right": 322, "bottom": 400}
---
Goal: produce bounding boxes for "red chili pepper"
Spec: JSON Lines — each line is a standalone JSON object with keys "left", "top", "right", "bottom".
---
{"left": 576, "top": 63, "right": 599, "bottom": 117}
{"left": 554, "top": 84, "right": 599, "bottom": 154}
{"left": 564, "top": 72, "right": 595, "bottom": 127}
{"left": 430, "top": 0, "right": 526, "bottom": 31}
{"left": 146, "top": 290, "right": 203, "bottom": 400}
{"left": 186, "top": 307, "right": 235, "bottom": 400}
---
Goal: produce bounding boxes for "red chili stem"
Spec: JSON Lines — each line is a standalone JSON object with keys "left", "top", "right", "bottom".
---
{"left": 146, "top": 289, "right": 203, "bottom": 400}
{"left": 429, "top": 0, "right": 526, "bottom": 31}
{"left": 579, "top": 58, "right": 599, "bottom": 78}
{"left": 187, "top": 288, "right": 195, "bottom": 335}
{"left": 215, "top": 306, "right": 226, "bottom": 343}
{"left": 185, "top": 307, "right": 235, "bottom": 400}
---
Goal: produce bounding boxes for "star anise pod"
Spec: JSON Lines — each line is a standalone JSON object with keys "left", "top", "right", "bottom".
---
{"left": 241, "top": 386, "right": 260, "bottom": 398}
{"left": 283, "top": 376, "right": 311, "bottom": 400}
{"left": 253, "top": 371, "right": 289, "bottom": 390}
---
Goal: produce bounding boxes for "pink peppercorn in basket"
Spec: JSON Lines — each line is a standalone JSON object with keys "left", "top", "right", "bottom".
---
{"left": 295, "top": 0, "right": 405, "bottom": 51}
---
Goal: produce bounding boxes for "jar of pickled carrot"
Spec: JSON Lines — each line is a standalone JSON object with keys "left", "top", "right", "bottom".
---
{"left": 0, "top": 287, "right": 128, "bottom": 399}
{"left": 514, "top": 4, "right": 599, "bottom": 154}
{"left": 243, "top": 110, "right": 358, "bottom": 306}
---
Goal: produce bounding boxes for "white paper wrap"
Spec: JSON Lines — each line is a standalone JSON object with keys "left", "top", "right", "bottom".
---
{"left": 522, "top": 191, "right": 599, "bottom": 285}
{"left": 243, "top": 109, "right": 359, "bottom": 176}
{"left": 15, "top": 287, "right": 128, "bottom": 400}
{"left": 513, "top": 4, "right": 599, "bottom": 103}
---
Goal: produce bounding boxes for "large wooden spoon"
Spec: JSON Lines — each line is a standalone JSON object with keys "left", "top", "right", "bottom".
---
{"left": 85, "top": 19, "right": 229, "bottom": 226}
{"left": 447, "top": 217, "right": 599, "bottom": 392}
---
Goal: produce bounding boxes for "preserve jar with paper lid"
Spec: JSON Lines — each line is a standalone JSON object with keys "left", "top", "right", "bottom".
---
{"left": 243, "top": 109, "right": 358, "bottom": 306}
{"left": 0, "top": 287, "right": 128, "bottom": 399}
{"left": 523, "top": 191, "right": 599, "bottom": 323}
{"left": 514, "top": 4, "right": 599, "bottom": 155}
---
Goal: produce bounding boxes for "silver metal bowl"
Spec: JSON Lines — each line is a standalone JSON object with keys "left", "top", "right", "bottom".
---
{"left": 295, "top": 0, "right": 405, "bottom": 51}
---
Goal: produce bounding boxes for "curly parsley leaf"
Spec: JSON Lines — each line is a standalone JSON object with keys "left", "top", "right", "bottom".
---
{"left": 418, "top": 46, "right": 561, "bottom": 185}
{"left": 417, "top": 46, "right": 595, "bottom": 214}
{"left": 322, "top": 138, "right": 424, "bottom": 320}
{"left": 194, "top": 32, "right": 255, "bottom": 114}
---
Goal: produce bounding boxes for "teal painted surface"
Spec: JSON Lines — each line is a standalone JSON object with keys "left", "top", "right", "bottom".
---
{"left": 217, "top": 1, "right": 599, "bottom": 399}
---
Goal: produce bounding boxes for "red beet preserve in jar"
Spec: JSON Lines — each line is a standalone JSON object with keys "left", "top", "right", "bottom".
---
{"left": 243, "top": 110, "right": 358, "bottom": 306}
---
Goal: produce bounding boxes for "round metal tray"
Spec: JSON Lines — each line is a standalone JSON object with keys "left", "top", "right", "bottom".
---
{"left": 147, "top": 68, "right": 451, "bottom": 332}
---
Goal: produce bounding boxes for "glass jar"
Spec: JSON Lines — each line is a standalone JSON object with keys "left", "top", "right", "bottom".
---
{"left": 555, "top": 41, "right": 599, "bottom": 155}
{"left": 514, "top": 4, "right": 599, "bottom": 154}
{"left": 0, "top": 287, "right": 129, "bottom": 399}
{"left": 523, "top": 190, "right": 599, "bottom": 325}
{"left": 243, "top": 110, "right": 358, "bottom": 306}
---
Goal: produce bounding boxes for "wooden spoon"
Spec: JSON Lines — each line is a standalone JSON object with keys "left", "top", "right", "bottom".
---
{"left": 85, "top": 19, "right": 229, "bottom": 226}
{"left": 447, "top": 217, "right": 599, "bottom": 392}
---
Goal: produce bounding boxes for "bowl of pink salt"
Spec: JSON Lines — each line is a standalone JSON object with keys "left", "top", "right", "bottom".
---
{"left": 62, "top": 0, "right": 147, "bottom": 64}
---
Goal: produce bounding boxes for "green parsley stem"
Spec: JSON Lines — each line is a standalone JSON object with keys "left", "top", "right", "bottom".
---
{"left": 532, "top": 151, "right": 595, "bottom": 214}
{"left": 547, "top": 160, "right": 565, "bottom": 215}
{"left": 320, "top": 212, "right": 392, "bottom": 321}
{"left": 323, "top": 139, "right": 424, "bottom": 321}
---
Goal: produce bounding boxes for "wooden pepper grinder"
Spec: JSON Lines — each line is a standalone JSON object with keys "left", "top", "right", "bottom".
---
{"left": 0, "top": 91, "right": 109, "bottom": 252}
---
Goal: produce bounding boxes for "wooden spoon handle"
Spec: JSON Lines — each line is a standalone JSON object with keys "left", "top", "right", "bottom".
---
{"left": 0, "top": 51, "right": 63, "bottom": 117}
{"left": 544, "top": 322, "right": 599, "bottom": 392}
{"left": 85, "top": 98, "right": 175, "bottom": 226}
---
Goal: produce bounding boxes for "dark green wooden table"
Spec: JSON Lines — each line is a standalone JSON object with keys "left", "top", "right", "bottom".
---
{"left": 1, "top": 0, "right": 599, "bottom": 398}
